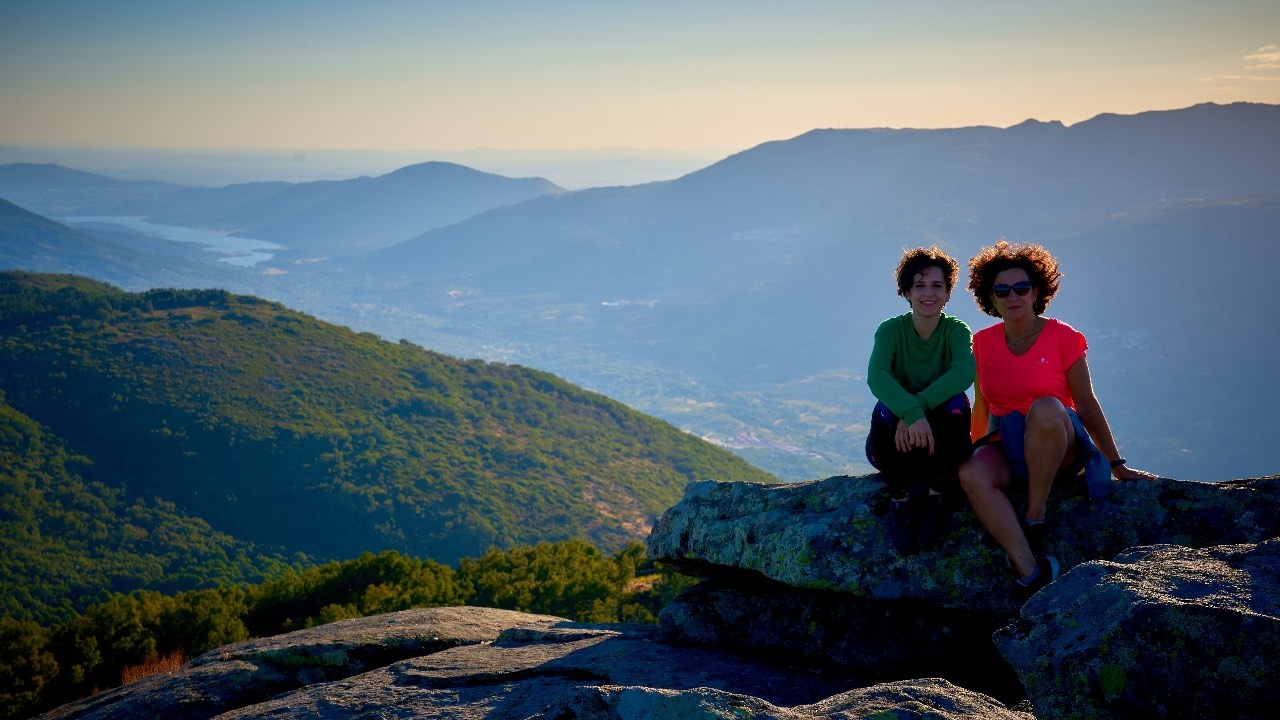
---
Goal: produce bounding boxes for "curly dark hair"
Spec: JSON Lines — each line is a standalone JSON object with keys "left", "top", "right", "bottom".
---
{"left": 895, "top": 246, "right": 959, "bottom": 298}
{"left": 967, "top": 239, "right": 1062, "bottom": 317}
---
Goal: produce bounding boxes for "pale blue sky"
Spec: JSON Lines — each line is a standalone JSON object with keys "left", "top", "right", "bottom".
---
{"left": 2, "top": 0, "right": 1278, "bottom": 152}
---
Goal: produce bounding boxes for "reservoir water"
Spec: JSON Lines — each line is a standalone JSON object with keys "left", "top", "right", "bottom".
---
{"left": 61, "top": 216, "right": 285, "bottom": 267}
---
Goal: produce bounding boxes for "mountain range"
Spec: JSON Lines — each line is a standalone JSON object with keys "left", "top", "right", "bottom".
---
{"left": 0, "top": 160, "right": 564, "bottom": 258}
{"left": 0, "top": 271, "right": 772, "bottom": 622}
{"left": 1, "top": 101, "right": 1278, "bottom": 481}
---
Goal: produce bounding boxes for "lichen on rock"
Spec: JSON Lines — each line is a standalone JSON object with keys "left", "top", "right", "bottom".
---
{"left": 994, "top": 539, "right": 1280, "bottom": 719}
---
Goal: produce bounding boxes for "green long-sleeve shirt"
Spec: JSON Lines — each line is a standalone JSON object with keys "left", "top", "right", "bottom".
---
{"left": 866, "top": 312, "right": 975, "bottom": 425}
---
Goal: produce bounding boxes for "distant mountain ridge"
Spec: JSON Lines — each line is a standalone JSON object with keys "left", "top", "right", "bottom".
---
{"left": 366, "top": 102, "right": 1280, "bottom": 303}
{"left": 211, "top": 177, "right": 369, "bottom": 231}
{"left": 0, "top": 272, "right": 774, "bottom": 620}
{"left": 235, "top": 161, "right": 565, "bottom": 257}
{"left": 0, "top": 160, "right": 565, "bottom": 259}
{"left": 2, "top": 102, "right": 1277, "bottom": 482}
{"left": 0, "top": 163, "right": 181, "bottom": 216}
{"left": 332, "top": 102, "right": 1280, "bottom": 479}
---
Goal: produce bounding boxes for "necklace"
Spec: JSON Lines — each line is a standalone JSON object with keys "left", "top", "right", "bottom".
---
{"left": 1005, "top": 320, "right": 1044, "bottom": 351}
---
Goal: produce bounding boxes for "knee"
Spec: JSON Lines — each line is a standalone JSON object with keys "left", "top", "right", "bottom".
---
{"left": 959, "top": 446, "right": 1008, "bottom": 494}
{"left": 1026, "top": 397, "right": 1069, "bottom": 432}
{"left": 958, "top": 457, "right": 989, "bottom": 494}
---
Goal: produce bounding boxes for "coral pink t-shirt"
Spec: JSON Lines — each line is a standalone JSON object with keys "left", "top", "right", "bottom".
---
{"left": 973, "top": 318, "right": 1087, "bottom": 417}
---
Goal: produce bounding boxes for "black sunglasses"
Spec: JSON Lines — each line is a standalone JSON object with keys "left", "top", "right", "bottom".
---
{"left": 992, "top": 281, "right": 1032, "bottom": 298}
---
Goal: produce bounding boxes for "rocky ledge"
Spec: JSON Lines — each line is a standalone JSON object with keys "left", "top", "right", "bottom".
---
{"left": 38, "top": 605, "right": 1025, "bottom": 719}
{"left": 647, "top": 474, "right": 1280, "bottom": 616}
{"left": 649, "top": 473, "right": 1280, "bottom": 718}
{"left": 38, "top": 474, "right": 1279, "bottom": 719}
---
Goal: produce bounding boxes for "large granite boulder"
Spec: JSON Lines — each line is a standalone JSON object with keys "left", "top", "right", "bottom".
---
{"left": 995, "top": 539, "right": 1280, "bottom": 720}
{"left": 648, "top": 473, "right": 1280, "bottom": 710}
{"left": 656, "top": 576, "right": 1022, "bottom": 703}
{"left": 35, "top": 605, "right": 1030, "bottom": 720}
{"left": 37, "top": 606, "right": 568, "bottom": 719}
{"left": 531, "top": 678, "right": 1034, "bottom": 720}
{"left": 647, "top": 474, "right": 1280, "bottom": 618}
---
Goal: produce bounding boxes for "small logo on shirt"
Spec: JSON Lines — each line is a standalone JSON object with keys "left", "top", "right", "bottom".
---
{"left": 1037, "top": 357, "right": 1049, "bottom": 365}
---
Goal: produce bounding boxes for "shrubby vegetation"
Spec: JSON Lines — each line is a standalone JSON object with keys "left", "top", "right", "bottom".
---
{"left": 0, "top": 540, "right": 692, "bottom": 720}
{"left": 0, "top": 273, "right": 729, "bottom": 717}
{"left": 0, "top": 392, "right": 297, "bottom": 625}
{"left": 0, "top": 271, "right": 770, "bottom": 620}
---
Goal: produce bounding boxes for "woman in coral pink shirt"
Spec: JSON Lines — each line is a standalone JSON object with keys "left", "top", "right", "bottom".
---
{"left": 960, "top": 240, "right": 1157, "bottom": 598}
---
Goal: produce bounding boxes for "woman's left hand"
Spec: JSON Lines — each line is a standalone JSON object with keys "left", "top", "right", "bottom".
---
{"left": 903, "top": 418, "right": 936, "bottom": 455}
{"left": 1113, "top": 465, "right": 1159, "bottom": 481}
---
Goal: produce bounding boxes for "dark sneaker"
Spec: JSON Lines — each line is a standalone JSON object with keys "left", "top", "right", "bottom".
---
{"left": 1005, "top": 509, "right": 1047, "bottom": 568}
{"left": 1022, "top": 518, "right": 1047, "bottom": 554}
{"left": 916, "top": 493, "right": 949, "bottom": 548}
{"left": 886, "top": 497, "right": 918, "bottom": 555}
{"left": 1016, "top": 502, "right": 1047, "bottom": 554}
{"left": 1015, "top": 555, "right": 1061, "bottom": 601}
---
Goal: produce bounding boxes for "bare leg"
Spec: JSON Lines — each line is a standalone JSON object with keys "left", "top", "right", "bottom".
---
{"left": 959, "top": 446, "right": 1035, "bottom": 579}
{"left": 1022, "top": 397, "right": 1078, "bottom": 523}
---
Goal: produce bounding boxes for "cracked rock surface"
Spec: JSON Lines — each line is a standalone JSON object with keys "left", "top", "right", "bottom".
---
{"left": 38, "top": 606, "right": 869, "bottom": 719}
{"left": 995, "top": 539, "right": 1280, "bottom": 719}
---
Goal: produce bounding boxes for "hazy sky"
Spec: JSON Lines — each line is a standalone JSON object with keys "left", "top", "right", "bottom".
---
{"left": 3, "top": 0, "right": 1278, "bottom": 153}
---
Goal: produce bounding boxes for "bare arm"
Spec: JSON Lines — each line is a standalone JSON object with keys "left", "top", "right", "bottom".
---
{"left": 1066, "top": 355, "right": 1158, "bottom": 480}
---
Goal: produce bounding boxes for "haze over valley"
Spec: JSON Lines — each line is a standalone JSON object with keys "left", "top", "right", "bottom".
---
{"left": 4, "top": 102, "right": 1278, "bottom": 484}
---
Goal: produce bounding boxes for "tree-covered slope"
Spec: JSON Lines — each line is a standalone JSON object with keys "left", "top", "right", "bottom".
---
{"left": 0, "top": 392, "right": 296, "bottom": 625}
{"left": 0, "top": 272, "right": 774, "bottom": 572}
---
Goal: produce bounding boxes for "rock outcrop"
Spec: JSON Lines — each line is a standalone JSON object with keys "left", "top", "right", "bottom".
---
{"left": 37, "top": 474, "right": 1280, "bottom": 718}
{"left": 39, "top": 606, "right": 568, "bottom": 720}
{"left": 648, "top": 473, "right": 1280, "bottom": 716}
{"left": 655, "top": 575, "right": 1022, "bottom": 701}
{"left": 38, "top": 606, "right": 1023, "bottom": 720}
{"left": 648, "top": 474, "right": 1280, "bottom": 617}
{"left": 995, "top": 539, "right": 1280, "bottom": 720}
{"left": 531, "top": 679, "right": 1034, "bottom": 719}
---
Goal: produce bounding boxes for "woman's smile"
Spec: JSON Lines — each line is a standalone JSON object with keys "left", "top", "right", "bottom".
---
{"left": 909, "top": 266, "right": 950, "bottom": 318}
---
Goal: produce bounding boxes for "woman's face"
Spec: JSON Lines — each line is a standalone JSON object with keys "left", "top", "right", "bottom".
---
{"left": 991, "top": 267, "right": 1037, "bottom": 320}
{"left": 908, "top": 265, "right": 951, "bottom": 319}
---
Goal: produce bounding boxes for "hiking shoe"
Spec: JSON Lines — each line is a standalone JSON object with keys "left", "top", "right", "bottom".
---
{"left": 886, "top": 497, "right": 918, "bottom": 555}
{"left": 1014, "top": 555, "right": 1061, "bottom": 601}
{"left": 1005, "top": 508, "right": 1047, "bottom": 568}
{"left": 916, "top": 493, "right": 949, "bottom": 548}
{"left": 1022, "top": 518, "right": 1047, "bottom": 554}
{"left": 1016, "top": 502, "right": 1047, "bottom": 554}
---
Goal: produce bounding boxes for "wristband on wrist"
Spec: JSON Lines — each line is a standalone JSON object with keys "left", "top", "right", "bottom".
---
{"left": 1109, "top": 458, "right": 1127, "bottom": 469}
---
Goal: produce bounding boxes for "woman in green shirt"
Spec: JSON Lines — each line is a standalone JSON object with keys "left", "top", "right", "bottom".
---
{"left": 866, "top": 246, "right": 975, "bottom": 554}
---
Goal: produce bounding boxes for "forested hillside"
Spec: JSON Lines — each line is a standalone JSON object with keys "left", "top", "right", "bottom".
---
{"left": 0, "top": 394, "right": 296, "bottom": 625}
{"left": 0, "top": 272, "right": 774, "bottom": 614}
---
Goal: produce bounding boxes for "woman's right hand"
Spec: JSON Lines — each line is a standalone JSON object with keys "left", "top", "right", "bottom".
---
{"left": 1114, "top": 464, "right": 1159, "bottom": 481}
{"left": 897, "top": 418, "right": 936, "bottom": 455}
